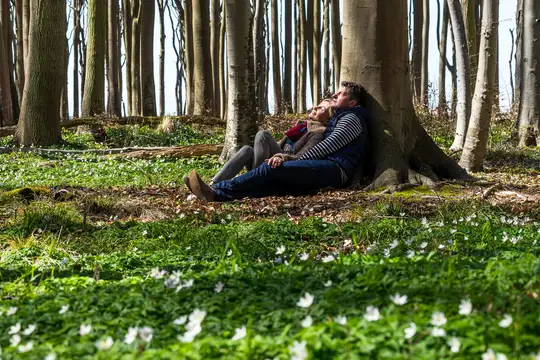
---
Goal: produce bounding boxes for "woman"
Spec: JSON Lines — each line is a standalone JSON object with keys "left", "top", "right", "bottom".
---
{"left": 208, "top": 99, "right": 335, "bottom": 184}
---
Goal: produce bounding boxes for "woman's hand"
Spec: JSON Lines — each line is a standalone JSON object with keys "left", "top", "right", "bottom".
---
{"left": 266, "top": 156, "right": 283, "bottom": 168}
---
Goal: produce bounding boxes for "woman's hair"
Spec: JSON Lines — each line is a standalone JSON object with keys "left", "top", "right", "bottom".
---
{"left": 321, "top": 98, "right": 335, "bottom": 118}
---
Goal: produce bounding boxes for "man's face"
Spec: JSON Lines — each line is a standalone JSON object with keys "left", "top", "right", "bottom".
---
{"left": 331, "top": 87, "right": 357, "bottom": 109}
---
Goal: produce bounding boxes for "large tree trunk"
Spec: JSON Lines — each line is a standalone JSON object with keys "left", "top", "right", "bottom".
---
{"left": 14, "top": 0, "right": 64, "bottom": 145}
{"left": 459, "top": 0, "right": 498, "bottom": 171}
{"left": 420, "top": 0, "right": 429, "bottom": 107}
{"left": 219, "top": 0, "right": 257, "bottom": 162}
{"left": 210, "top": 0, "right": 220, "bottom": 117}
{"left": 60, "top": 33, "right": 69, "bottom": 121}
{"left": 342, "top": 0, "right": 469, "bottom": 190}
{"left": 82, "top": 0, "right": 106, "bottom": 117}
{"left": 437, "top": 0, "right": 449, "bottom": 118}
{"left": 192, "top": 0, "right": 213, "bottom": 115}
{"left": 157, "top": 0, "right": 166, "bottom": 116}
{"left": 514, "top": 0, "right": 524, "bottom": 106}
{"left": 219, "top": 3, "right": 226, "bottom": 119}
{"left": 0, "top": 15, "right": 13, "bottom": 126}
{"left": 311, "top": 0, "right": 321, "bottom": 104}
{"left": 130, "top": 0, "right": 142, "bottom": 115}
{"left": 271, "top": 0, "right": 281, "bottom": 114}
{"left": 252, "top": 0, "right": 265, "bottom": 119}
{"left": 462, "top": 0, "right": 478, "bottom": 95}
{"left": 14, "top": 0, "right": 24, "bottom": 105}
{"left": 330, "top": 0, "right": 340, "bottom": 91}
{"left": 140, "top": 0, "right": 157, "bottom": 116}
{"left": 108, "top": 0, "right": 121, "bottom": 116}
{"left": 183, "top": 0, "right": 194, "bottom": 115}
{"left": 516, "top": 0, "right": 540, "bottom": 147}
{"left": 447, "top": 0, "right": 472, "bottom": 152}
{"left": 283, "top": 0, "right": 292, "bottom": 113}
{"left": 21, "top": 0, "right": 29, "bottom": 76}
{"left": 122, "top": 0, "right": 133, "bottom": 115}
{"left": 297, "top": 0, "right": 306, "bottom": 113}
{"left": 412, "top": 0, "right": 423, "bottom": 103}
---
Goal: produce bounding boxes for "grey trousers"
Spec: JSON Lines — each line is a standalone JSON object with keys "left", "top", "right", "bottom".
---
{"left": 212, "top": 130, "right": 282, "bottom": 183}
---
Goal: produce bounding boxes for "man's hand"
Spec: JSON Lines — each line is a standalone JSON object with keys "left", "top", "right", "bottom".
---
{"left": 266, "top": 156, "right": 283, "bottom": 168}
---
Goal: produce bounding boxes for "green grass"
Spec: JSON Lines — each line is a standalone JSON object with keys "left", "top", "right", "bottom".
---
{"left": 0, "top": 203, "right": 538, "bottom": 359}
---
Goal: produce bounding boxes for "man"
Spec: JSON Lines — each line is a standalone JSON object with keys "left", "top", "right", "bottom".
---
{"left": 185, "top": 81, "right": 369, "bottom": 202}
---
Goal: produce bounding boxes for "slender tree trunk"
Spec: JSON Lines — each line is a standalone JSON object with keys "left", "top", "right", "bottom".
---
{"left": 306, "top": 0, "right": 313, "bottom": 97}
{"left": 412, "top": 0, "right": 423, "bottom": 103}
{"left": 122, "top": 0, "right": 133, "bottom": 115}
{"left": 447, "top": 0, "right": 472, "bottom": 152}
{"left": 459, "top": 0, "right": 498, "bottom": 171}
{"left": 462, "top": 0, "right": 478, "bottom": 95}
{"left": 292, "top": 1, "right": 298, "bottom": 112}
{"left": 330, "top": 0, "right": 340, "bottom": 92}
{"left": 219, "top": 2, "right": 226, "bottom": 119}
{"left": 271, "top": 0, "right": 281, "bottom": 114}
{"left": 516, "top": 0, "right": 540, "bottom": 147}
{"left": 60, "top": 33, "right": 69, "bottom": 120}
{"left": 79, "top": 9, "right": 87, "bottom": 104}
{"left": 0, "top": 21, "right": 13, "bottom": 126}
{"left": 14, "top": 0, "right": 65, "bottom": 145}
{"left": 322, "top": 0, "right": 330, "bottom": 95}
{"left": 342, "top": 0, "right": 468, "bottom": 190}
{"left": 140, "top": 0, "right": 157, "bottom": 116}
{"left": 419, "top": 0, "right": 429, "bottom": 107}
{"left": 82, "top": 0, "right": 106, "bottom": 117}
{"left": 252, "top": 0, "right": 265, "bottom": 119}
{"left": 22, "top": 0, "right": 29, "bottom": 77}
{"left": 192, "top": 0, "right": 213, "bottom": 115}
{"left": 183, "top": 0, "right": 194, "bottom": 115}
{"left": 514, "top": 0, "right": 523, "bottom": 106}
{"left": 157, "top": 0, "right": 167, "bottom": 116}
{"left": 283, "top": 0, "right": 292, "bottom": 113}
{"left": 15, "top": 0, "right": 24, "bottom": 104}
{"left": 451, "top": 23, "right": 458, "bottom": 118}
{"left": 509, "top": 29, "right": 515, "bottom": 107}
{"left": 312, "top": 0, "right": 321, "bottom": 104}
{"left": 210, "top": 0, "right": 220, "bottom": 116}
{"left": 220, "top": 0, "right": 257, "bottom": 161}
{"left": 73, "top": 0, "right": 81, "bottom": 118}
{"left": 108, "top": 0, "right": 121, "bottom": 116}
{"left": 131, "top": 0, "right": 142, "bottom": 115}
{"left": 437, "top": 0, "right": 449, "bottom": 117}
{"left": 1, "top": 0, "right": 17, "bottom": 124}
{"left": 297, "top": 0, "right": 306, "bottom": 113}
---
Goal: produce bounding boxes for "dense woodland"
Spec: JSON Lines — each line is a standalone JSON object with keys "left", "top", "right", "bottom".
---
{"left": 0, "top": 0, "right": 539, "bottom": 358}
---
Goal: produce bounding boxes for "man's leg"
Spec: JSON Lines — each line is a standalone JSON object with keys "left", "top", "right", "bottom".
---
{"left": 253, "top": 130, "right": 283, "bottom": 168}
{"left": 212, "top": 160, "right": 344, "bottom": 201}
{"left": 211, "top": 145, "right": 254, "bottom": 183}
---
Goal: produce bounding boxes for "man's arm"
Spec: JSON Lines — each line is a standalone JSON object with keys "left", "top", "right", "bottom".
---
{"left": 297, "top": 112, "right": 364, "bottom": 161}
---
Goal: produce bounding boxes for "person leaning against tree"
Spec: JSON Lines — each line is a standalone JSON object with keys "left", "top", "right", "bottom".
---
{"left": 185, "top": 81, "right": 370, "bottom": 202}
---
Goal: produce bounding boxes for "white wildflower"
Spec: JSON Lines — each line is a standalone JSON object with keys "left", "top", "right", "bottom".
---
{"left": 215, "top": 282, "right": 225, "bottom": 293}
{"left": 17, "top": 342, "right": 33, "bottom": 353}
{"left": 296, "top": 293, "right": 314, "bottom": 308}
{"left": 149, "top": 267, "right": 166, "bottom": 279}
{"left": 227, "top": 249, "right": 233, "bottom": 257}
{"left": 498, "top": 314, "right": 513, "bottom": 328}
{"left": 45, "top": 353, "right": 57, "bottom": 360}
{"left": 188, "top": 309, "right": 207, "bottom": 325}
{"left": 448, "top": 337, "right": 461, "bottom": 353}
{"left": 404, "top": 322, "right": 417, "bottom": 339}
{"left": 10, "top": 334, "right": 21, "bottom": 347}
{"left": 7, "top": 307, "right": 17, "bottom": 316}
{"left": 390, "top": 293, "right": 408, "bottom": 306}
{"left": 324, "top": 280, "right": 332, "bottom": 287}
{"left": 364, "top": 306, "right": 381, "bottom": 322}
{"left": 95, "top": 336, "right": 114, "bottom": 350}
{"left": 301, "top": 316, "right": 313, "bottom": 328}
{"left": 289, "top": 340, "right": 308, "bottom": 360}
{"left": 431, "top": 327, "right": 446, "bottom": 337}
{"left": 459, "top": 298, "right": 473, "bottom": 316}
{"left": 9, "top": 322, "right": 21, "bottom": 335}
{"left": 334, "top": 315, "right": 347, "bottom": 325}
{"left": 59, "top": 305, "right": 69, "bottom": 314}
{"left": 482, "top": 348, "right": 508, "bottom": 360}
{"left": 383, "top": 248, "right": 391, "bottom": 258}
{"left": 321, "top": 255, "right": 335, "bottom": 263}
{"left": 173, "top": 316, "right": 188, "bottom": 325}
{"left": 419, "top": 242, "right": 428, "bottom": 249}
{"left": 124, "top": 327, "right": 138, "bottom": 344}
{"left": 430, "top": 311, "right": 447, "bottom": 326}
{"left": 22, "top": 324, "right": 36, "bottom": 336}
{"left": 79, "top": 324, "right": 92, "bottom": 336}
{"left": 407, "top": 250, "right": 415, "bottom": 258}
{"left": 299, "top": 252, "right": 309, "bottom": 261}
{"left": 138, "top": 326, "right": 153, "bottom": 342}
{"left": 389, "top": 239, "right": 399, "bottom": 249}
{"left": 276, "top": 245, "right": 286, "bottom": 255}
{"left": 231, "top": 326, "right": 247, "bottom": 341}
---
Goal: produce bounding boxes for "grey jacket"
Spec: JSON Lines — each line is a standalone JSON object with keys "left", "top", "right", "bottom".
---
{"left": 276, "top": 121, "right": 327, "bottom": 162}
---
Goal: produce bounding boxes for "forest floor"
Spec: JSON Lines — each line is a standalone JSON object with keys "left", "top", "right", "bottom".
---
{"left": 0, "top": 114, "right": 538, "bottom": 359}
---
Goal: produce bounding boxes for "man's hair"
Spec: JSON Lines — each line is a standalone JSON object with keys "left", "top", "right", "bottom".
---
{"left": 340, "top": 81, "right": 367, "bottom": 106}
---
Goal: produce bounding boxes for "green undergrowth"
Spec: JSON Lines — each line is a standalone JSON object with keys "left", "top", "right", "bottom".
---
{"left": 0, "top": 203, "right": 538, "bottom": 359}
{"left": 0, "top": 152, "right": 220, "bottom": 189}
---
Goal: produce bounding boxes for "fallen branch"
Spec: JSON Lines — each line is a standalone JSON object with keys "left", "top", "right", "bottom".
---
{"left": 0, "top": 115, "right": 226, "bottom": 138}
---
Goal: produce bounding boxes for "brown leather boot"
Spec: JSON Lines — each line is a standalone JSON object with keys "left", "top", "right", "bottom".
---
{"left": 188, "top": 170, "right": 216, "bottom": 202}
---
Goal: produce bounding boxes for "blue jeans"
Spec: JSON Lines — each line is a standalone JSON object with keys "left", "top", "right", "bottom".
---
{"left": 212, "top": 159, "right": 345, "bottom": 201}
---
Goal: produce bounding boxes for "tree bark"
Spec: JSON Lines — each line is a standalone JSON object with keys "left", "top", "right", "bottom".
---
{"left": 437, "top": 0, "right": 449, "bottom": 117}
{"left": 341, "top": 0, "right": 469, "bottom": 190}
{"left": 297, "top": 0, "right": 306, "bottom": 113}
{"left": 183, "top": 0, "right": 194, "bottom": 115}
{"left": 192, "top": 0, "right": 213, "bottom": 115}
{"left": 252, "top": 0, "right": 265, "bottom": 119}
{"left": 140, "top": 0, "right": 157, "bottom": 116}
{"left": 219, "top": 0, "right": 257, "bottom": 162}
{"left": 516, "top": 0, "right": 540, "bottom": 147}
{"left": 292, "top": 1, "right": 298, "bottom": 112}
{"left": 412, "top": 0, "right": 423, "bottom": 103}
{"left": 462, "top": 0, "right": 478, "bottom": 96}
{"left": 420, "top": 0, "right": 429, "bottom": 107}
{"left": 108, "top": 0, "right": 121, "bottom": 116}
{"left": 322, "top": 0, "right": 330, "bottom": 95}
{"left": 122, "top": 0, "right": 133, "bottom": 114}
{"left": 60, "top": 32, "right": 69, "bottom": 121}
{"left": 447, "top": 0, "right": 472, "bottom": 152}
{"left": 459, "top": 0, "right": 498, "bottom": 171}
{"left": 219, "top": 2, "right": 226, "bottom": 119}
{"left": 73, "top": 0, "right": 81, "bottom": 118}
{"left": 283, "top": 0, "right": 292, "bottom": 113}
{"left": 311, "top": 0, "right": 321, "bottom": 104}
{"left": 0, "top": 12, "right": 13, "bottom": 126}
{"left": 514, "top": 0, "right": 523, "bottom": 106}
{"left": 210, "top": 0, "right": 220, "bottom": 116}
{"left": 22, "top": 0, "right": 29, "bottom": 77}
{"left": 14, "top": 0, "right": 64, "bottom": 145}
{"left": 330, "top": 0, "right": 341, "bottom": 91}
{"left": 82, "top": 0, "right": 107, "bottom": 117}
{"left": 271, "top": 0, "right": 281, "bottom": 114}
{"left": 14, "top": 0, "right": 24, "bottom": 104}
{"left": 130, "top": 0, "right": 142, "bottom": 115}
{"left": 157, "top": 0, "right": 166, "bottom": 116}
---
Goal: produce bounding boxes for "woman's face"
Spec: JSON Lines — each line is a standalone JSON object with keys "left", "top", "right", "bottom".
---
{"left": 308, "top": 100, "right": 331, "bottom": 123}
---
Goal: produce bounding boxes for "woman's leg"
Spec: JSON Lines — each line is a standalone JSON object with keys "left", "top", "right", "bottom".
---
{"left": 211, "top": 145, "right": 254, "bottom": 183}
{"left": 252, "top": 130, "right": 282, "bottom": 168}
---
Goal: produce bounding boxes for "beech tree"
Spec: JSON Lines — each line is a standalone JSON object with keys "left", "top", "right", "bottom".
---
{"left": 107, "top": 0, "right": 122, "bottom": 116}
{"left": 140, "top": 0, "right": 157, "bottom": 116}
{"left": 516, "top": 0, "right": 540, "bottom": 147}
{"left": 330, "top": 0, "right": 341, "bottom": 90}
{"left": 14, "top": 0, "right": 65, "bottom": 145}
{"left": 0, "top": 0, "right": 14, "bottom": 126}
{"left": 192, "top": 0, "right": 213, "bottom": 115}
{"left": 282, "top": 0, "right": 292, "bottom": 113}
{"left": 271, "top": 0, "right": 281, "bottom": 114}
{"left": 341, "top": 0, "right": 469, "bottom": 190}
